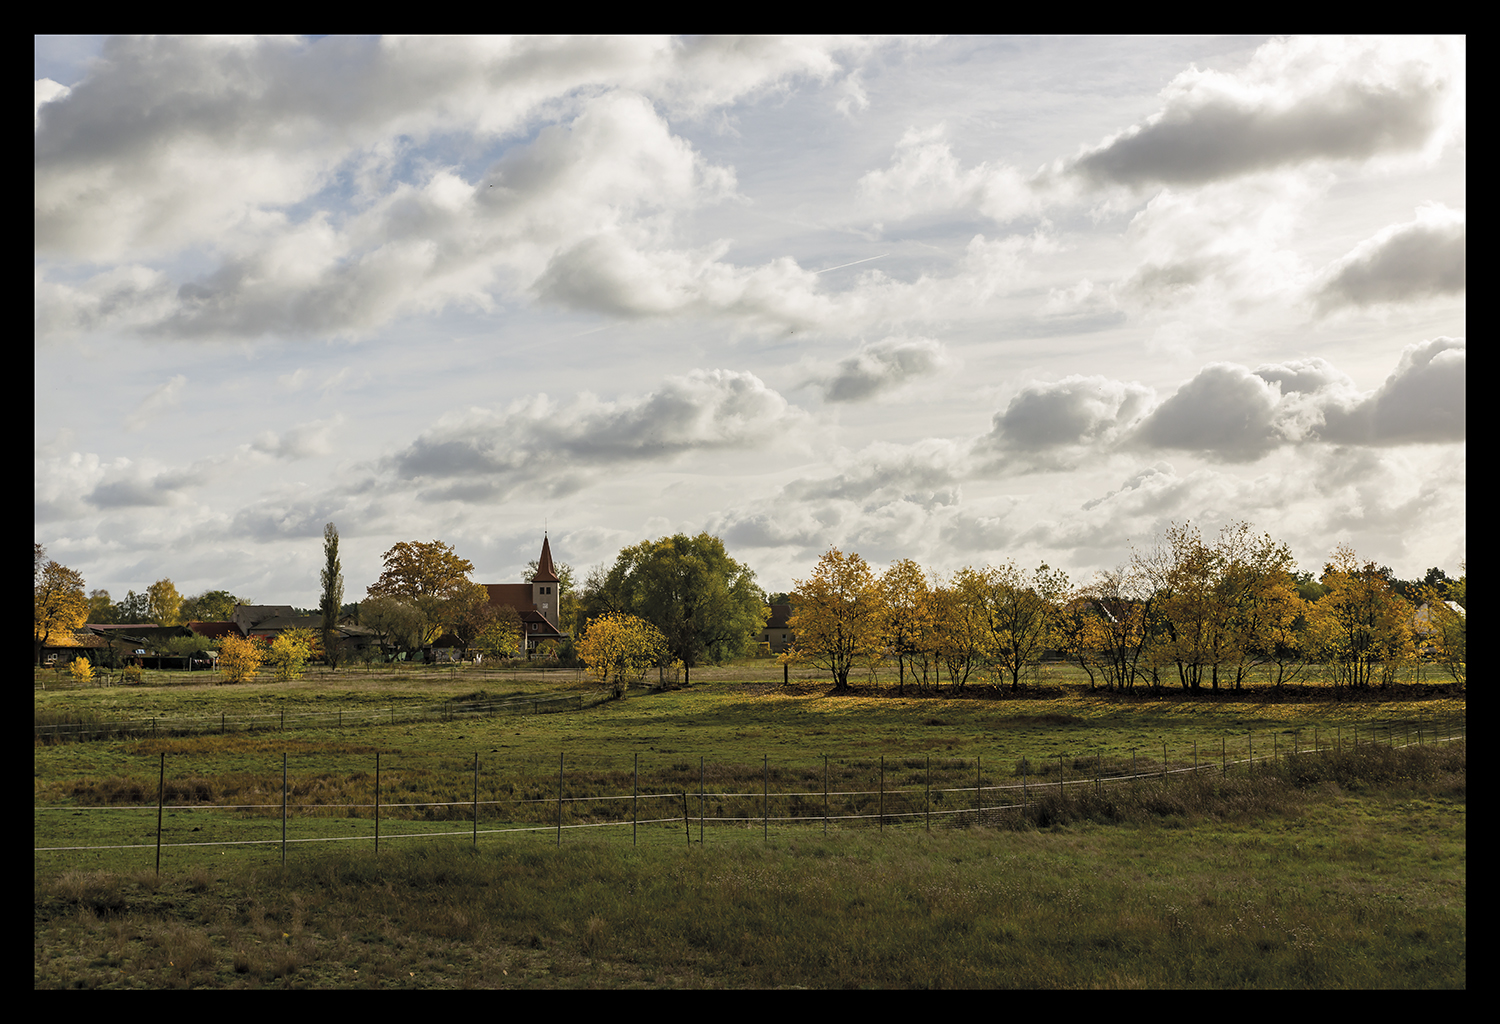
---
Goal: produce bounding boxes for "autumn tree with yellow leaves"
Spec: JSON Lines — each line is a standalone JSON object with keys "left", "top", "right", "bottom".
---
{"left": 877, "top": 559, "right": 934, "bottom": 694}
{"left": 35, "top": 544, "right": 88, "bottom": 667}
{"left": 218, "top": 634, "right": 266, "bottom": 684}
{"left": 968, "top": 561, "right": 1071, "bottom": 691}
{"left": 1064, "top": 565, "right": 1158, "bottom": 692}
{"left": 146, "top": 578, "right": 183, "bottom": 626}
{"left": 578, "top": 612, "right": 667, "bottom": 697}
{"left": 1132, "top": 521, "right": 1301, "bottom": 693}
{"left": 773, "top": 523, "right": 1457, "bottom": 698}
{"left": 1305, "top": 544, "right": 1416, "bottom": 690}
{"left": 268, "top": 627, "right": 317, "bottom": 681}
{"left": 784, "top": 549, "right": 884, "bottom": 691}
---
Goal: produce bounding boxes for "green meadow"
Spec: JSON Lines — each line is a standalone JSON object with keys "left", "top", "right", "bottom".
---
{"left": 36, "top": 663, "right": 1465, "bottom": 988}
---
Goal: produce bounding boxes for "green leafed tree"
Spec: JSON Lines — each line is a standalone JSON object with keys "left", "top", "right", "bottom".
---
{"left": 178, "top": 590, "right": 246, "bottom": 623}
{"left": 474, "top": 605, "right": 524, "bottom": 662}
{"left": 360, "top": 595, "right": 426, "bottom": 658}
{"left": 589, "top": 533, "right": 767, "bottom": 685}
{"left": 113, "top": 590, "right": 151, "bottom": 624}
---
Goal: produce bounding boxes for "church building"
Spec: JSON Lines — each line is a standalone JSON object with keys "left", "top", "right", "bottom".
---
{"left": 483, "top": 535, "right": 570, "bottom": 654}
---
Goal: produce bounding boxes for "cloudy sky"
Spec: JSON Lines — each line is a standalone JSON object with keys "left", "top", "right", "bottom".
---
{"left": 35, "top": 35, "right": 1466, "bottom": 608}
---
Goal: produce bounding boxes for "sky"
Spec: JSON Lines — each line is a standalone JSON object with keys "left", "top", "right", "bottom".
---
{"left": 35, "top": 35, "right": 1466, "bottom": 609}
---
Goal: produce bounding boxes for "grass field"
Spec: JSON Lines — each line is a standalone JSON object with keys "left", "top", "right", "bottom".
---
{"left": 35, "top": 662, "right": 1465, "bottom": 988}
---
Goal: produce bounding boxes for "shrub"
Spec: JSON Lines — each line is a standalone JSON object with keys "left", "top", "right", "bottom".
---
{"left": 269, "top": 628, "right": 316, "bottom": 681}
{"left": 578, "top": 613, "right": 667, "bottom": 697}
{"left": 68, "top": 657, "right": 94, "bottom": 683}
{"left": 219, "top": 635, "right": 266, "bottom": 684}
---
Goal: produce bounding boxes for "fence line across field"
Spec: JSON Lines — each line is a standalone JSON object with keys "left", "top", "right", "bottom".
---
{"left": 36, "top": 696, "right": 1464, "bottom": 747}
{"left": 35, "top": 717, "right": 1465, "bottom": 873}
{"left": 33, "top": 692, "right": 593, "bottom": 742}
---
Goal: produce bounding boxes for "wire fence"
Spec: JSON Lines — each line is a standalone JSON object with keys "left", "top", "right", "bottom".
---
{"left": 35, "top": 715, "right": 1466, "bottom": 873}
{"left": 33, "top": 691, "right": 597, "bottom": 743}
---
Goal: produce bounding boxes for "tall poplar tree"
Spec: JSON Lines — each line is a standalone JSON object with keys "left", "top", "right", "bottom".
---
{"left": 321, "top": 522, "right": 344, "bottom": 669}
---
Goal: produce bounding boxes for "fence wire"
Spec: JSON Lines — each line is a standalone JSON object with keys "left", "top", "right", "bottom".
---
{"left": 36, "top": 717, "right": 1465, "bottom": 866}
{"left": 34, "top": 691, "right": 594, "bottom": 743}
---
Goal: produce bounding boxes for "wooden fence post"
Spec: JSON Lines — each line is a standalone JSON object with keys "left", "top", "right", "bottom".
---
{"left": 156, "top": 752, "right": 165, "bottom": 876}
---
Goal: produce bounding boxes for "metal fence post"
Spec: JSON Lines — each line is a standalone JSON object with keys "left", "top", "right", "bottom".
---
{"left": 282, "top": 753, "right": 288, "bottom": 866}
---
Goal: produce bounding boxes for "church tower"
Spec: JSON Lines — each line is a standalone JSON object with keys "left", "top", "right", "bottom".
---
{"left": 530, "top": 534, "right": 561, "bottom": 630}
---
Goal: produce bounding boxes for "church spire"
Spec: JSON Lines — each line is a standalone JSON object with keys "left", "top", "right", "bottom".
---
{"left": 531, "top": 533, "right": 560, "bottom": 583}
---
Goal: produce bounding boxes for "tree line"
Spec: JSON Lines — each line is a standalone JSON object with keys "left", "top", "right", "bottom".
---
{"left": 36, "top": 521, "right": 1465, "bottom": 694}
{"left": 781, "top": 522, "right": 1466, "bottom": 695}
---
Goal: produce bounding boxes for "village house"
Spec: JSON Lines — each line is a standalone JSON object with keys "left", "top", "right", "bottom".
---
{"left": 757, "top": 603, "right": 794, "bottom": 653}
